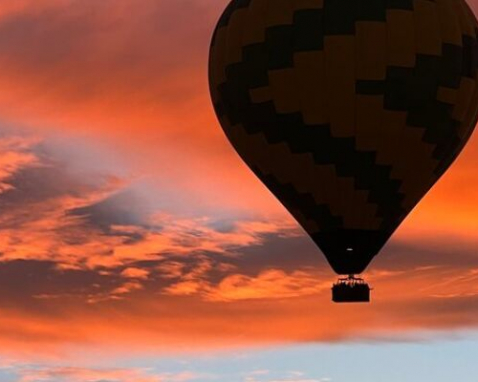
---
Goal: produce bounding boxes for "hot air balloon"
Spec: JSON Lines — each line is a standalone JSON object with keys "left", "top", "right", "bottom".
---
{"left": 209, "top": 0, "right": 478, "bottom": 302}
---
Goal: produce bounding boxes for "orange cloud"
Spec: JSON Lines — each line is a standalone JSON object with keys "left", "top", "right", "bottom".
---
{"left": 121, "top": 267, "right": 150, "bottom": 280}
{"left": 164, "top": 269, "right": 329, "bottom": 302}
{"left": 0, "top": 128, "right": 476, "bottom": 360}
{"left": 0, "top": 255, "right": 476, "bottom": 363}
{"left": 0, "top": 135, "right": 41, "bottom": 191}
{"left": 0, "top": 131, "right": 298, "bottom": 273}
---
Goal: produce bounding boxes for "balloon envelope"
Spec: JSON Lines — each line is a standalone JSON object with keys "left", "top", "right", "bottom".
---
{"left": 209, "top": 0, "right": 478, "bottom": 275}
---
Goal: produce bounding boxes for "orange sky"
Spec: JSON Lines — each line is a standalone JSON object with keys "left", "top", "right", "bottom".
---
{"left": 0, "top": 0, "right": 476, "bottom": 369}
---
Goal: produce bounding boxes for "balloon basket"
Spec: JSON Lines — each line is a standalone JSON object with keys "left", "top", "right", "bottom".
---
{"left": 332, "top": 276, "right": 371, "bottom": 303}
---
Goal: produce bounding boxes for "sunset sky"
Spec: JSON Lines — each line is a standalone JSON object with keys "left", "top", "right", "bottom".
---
{"left": 0, "top": 0, "right": 477, "bottom": 381}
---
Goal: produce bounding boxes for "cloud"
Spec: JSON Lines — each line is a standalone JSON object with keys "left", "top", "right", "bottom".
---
{"left": 0, "top": 130, "right": 298, "bottom": 273}
{"left": 0, "top": 135, "right": 41, "bottom": 191}
{"left": 121, "top": 267, "right": 150, "bottom": 280}
{"left": 0, "top": 240, "right": 477, "bottom": 363}
{"left": 207, "top": 270, "right": 328, "bottom": 302}
{"left": 265, "top": 379, "right": 330, "bottom": 382}
{"left": 164, "top": 269, "right": 329, "bottom": 302}
{"left": 0, "top": 0, "right": 283, "bottom": 219}
{"left": 16, "top": 366, "right": 201, "bottom": 382}
{"left": 0, "top": 129, "right": 477, "bottom": 360}
{"left": 244, "top": 370, "right": 330, "bottom": 382}
{"left": 265, "top": 380, "right": 329, "bottom": 382}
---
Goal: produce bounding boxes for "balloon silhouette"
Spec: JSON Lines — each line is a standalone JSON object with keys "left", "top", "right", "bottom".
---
{"left": 209, "top": 0, "right": 478, "bottom": 301}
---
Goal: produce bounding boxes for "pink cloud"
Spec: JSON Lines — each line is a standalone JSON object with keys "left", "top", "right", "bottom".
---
{"left": 16, "top": 366, "right": 201, "bottom": 382}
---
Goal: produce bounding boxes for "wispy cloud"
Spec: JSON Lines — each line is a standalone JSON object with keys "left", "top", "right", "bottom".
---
{"left": 244, "top": 370, "right": 330, "bottom": 382}
{"left": 16, "top": 366, "right": 202, "bottom": 382}
{"left": 165, "top": 269, "right": 329, "bottom": 302}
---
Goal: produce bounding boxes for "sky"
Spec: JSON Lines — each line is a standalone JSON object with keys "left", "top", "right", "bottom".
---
{"left": 0, "top": 0, "right": 476, "bottom": 381}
